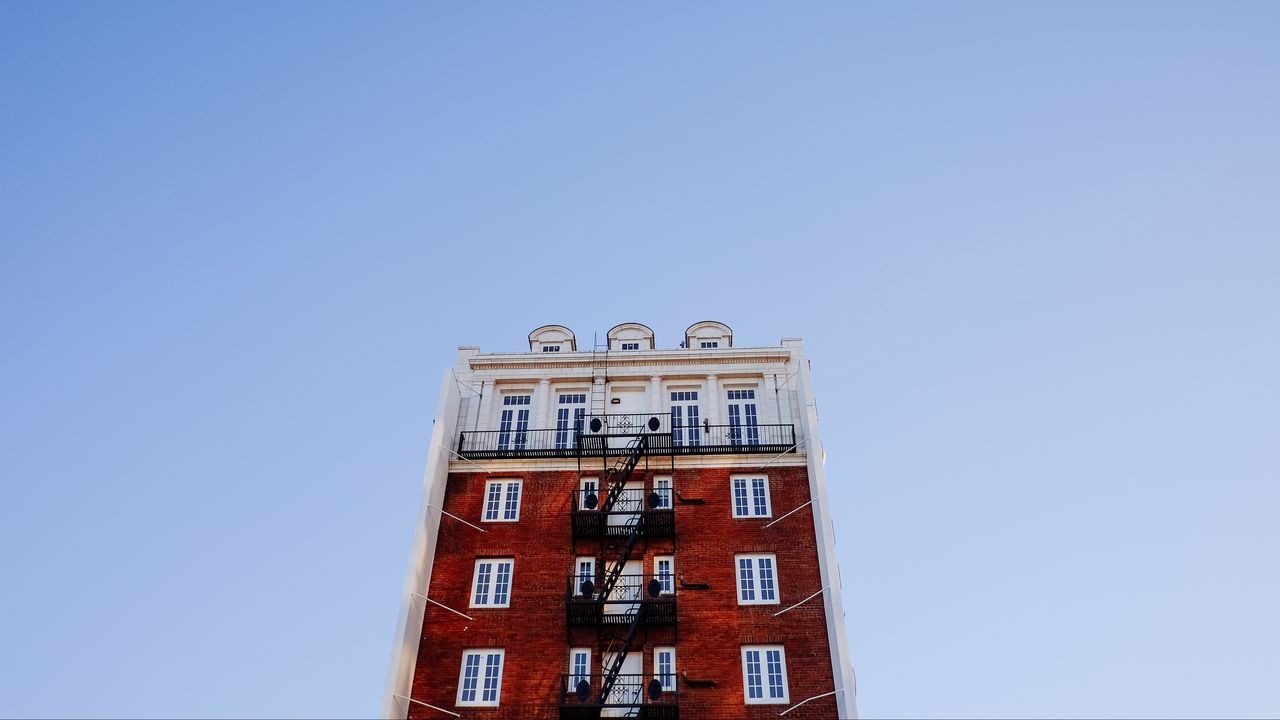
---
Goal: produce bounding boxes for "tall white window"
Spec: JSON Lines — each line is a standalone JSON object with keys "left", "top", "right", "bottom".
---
{"left": 741, "top": 646, "right": 788, "bottom": 704}
{"left": 482, "top": 480, "right": 522, "bottom": 521}
{"left": 654, "top": 555, "right": 674, "bottom": 595}
{"left": 457, "top": 649, "right": 505, "bottom": 707}
{"left": 579, "top": 477, "right": 599, "bottom": 510}
{"left": 471, "top": 558, "right": 514, "bottom": 608}
{"left": 653, "top": 476, "right": 672, "bottom": 509}
{"left": 574, "top": 557, "right": 596, "bottom": 595}
{"left": 569, "top": 648, "right": 592, "bottom": 688}
{"left": 654, "top": 647, "right": 676, "bottom": 691}
{"left": 731, "top": 476, "right": 771, "bottom": 518}
{"left": 555, "top": 393, "right": 587, "bottom": 450}
{"left": 670, "top": 390, "right": 701, "bottom": 447}
{"left": 497, "top": 394, "right": 531, "bottom": 450}
{"left": 735, "top": 554, "right": 778, "bottom": 605}
{"left": 726, "top": 389, "right": 760, "bottom": 446}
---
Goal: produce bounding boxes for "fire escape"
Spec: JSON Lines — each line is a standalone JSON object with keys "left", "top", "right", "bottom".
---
{"left": 561, "top": 345, "right": 678, "bottom": 719}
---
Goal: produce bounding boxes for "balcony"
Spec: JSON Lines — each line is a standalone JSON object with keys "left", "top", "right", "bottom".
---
{"left": 456, "top": 412, "right": 796, "bottom": 460}
{"left": 558, "top": 674, "right": 679, "bottom": 720}
{"left": 570, "top": 488, "right": 675, "bottom": 540}
{"left": 565, "top": 574, "right": 677, "bottom": 628}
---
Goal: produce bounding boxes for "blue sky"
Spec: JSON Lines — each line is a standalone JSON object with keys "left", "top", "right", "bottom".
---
{"left": 2, "top": 2, "right": 1277, "bottom": 717}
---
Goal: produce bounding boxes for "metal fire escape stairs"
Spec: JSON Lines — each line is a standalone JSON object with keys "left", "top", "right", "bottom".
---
{"left": 596, "top": 436, "right": 649, "bottom": 710}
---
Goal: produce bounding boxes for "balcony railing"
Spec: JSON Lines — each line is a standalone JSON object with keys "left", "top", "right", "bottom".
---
{"left": 456, "top": 413, "right": 796, "bottom": 460}
{"left": 559, "top": 674, "right": 678, "bottom": 720}
{"left": 570, "top": 488, "right": 675, "bottom": 540}
{"left": 565, "top": 574, "right": 677, "bottom": 628}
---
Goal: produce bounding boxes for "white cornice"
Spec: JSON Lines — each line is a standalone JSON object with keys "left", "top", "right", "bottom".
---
{"left": 467, "top": 346, "right": 792, "bottom": 372}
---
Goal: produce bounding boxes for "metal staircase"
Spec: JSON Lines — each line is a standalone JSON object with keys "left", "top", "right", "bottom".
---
{"left": 597, "top": 436, "right": 648, "bottom": 711}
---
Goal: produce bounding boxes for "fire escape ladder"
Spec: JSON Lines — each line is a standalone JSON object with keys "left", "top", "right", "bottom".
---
{"left": 597, "top": 611, "right": 643, "bottom": 707}
{"left": 600, "top": 436, "right": 646, "bottom": 514}
{"left": 598, "top": 516, "right": 642, "bottom": 599}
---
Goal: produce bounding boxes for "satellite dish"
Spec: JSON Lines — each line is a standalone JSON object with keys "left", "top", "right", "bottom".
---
{"left": 580, "top": 579, "right": 595, "bottom": 596}
{"left": 584, "top": 492, "right": 599, "bottom": 510}
{"left": 576, "top": 679, "right": 592, "bottom": 701}
{"left": 590, "top": 418, "right": 603, "bottom": 433}
{"left": 646, "top": 492, "right": 661, "bottom": 509}
{"left": 647, "top": 679, "right": 663, "bottom": 700}
{"left": 647, "top": 578, "right": 662, "bottom": 597}
{"left": 647, "top": 416, "right": 661, "bottom": 431}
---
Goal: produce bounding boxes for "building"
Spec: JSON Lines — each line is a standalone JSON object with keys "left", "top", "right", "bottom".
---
{"left": 383, "top": 321, "right": 857, "bottom": 719}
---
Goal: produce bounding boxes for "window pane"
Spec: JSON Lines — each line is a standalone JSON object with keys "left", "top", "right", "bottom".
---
{"left": 474, "top": 562, "right": 491, "bottom": 605}
{"left": 482, "top": 653, "right": 502, "bottom": 702}
{"left": 733, "top": 479, "right": 748, "bottom": 516}
{"left": 758, "top": 557, "right": 776, "bottom": 601}
{"left": 766, "top": 650, "right": 784, "bottom": 698}
{"left": 503, "top": 482, "right": 520, "bottom": 520}
{"left": 738, "top": 558, "right": 755, "bottom": 601}
{"left": 484, "top": 483, "right": 502, "bottom": 520}
{"left": 745, "top": 650, "right": 762, "bottom": 699}
{"left": 461, "top": 654, "right": 480, "bottom": 702}
{"left": 752, "top": 478, "right": 768, "bottom": 516}
{"left": 493, "top": 562, "right": 511, "bottom": 605}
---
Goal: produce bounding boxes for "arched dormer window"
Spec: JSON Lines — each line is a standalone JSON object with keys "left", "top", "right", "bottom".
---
{"left": 684, "top": 320, "right": 733, "bottom": 349}
{"left": 528, "top": 325, "right": 576, "bottom": 353}
{"left": 607, "top": 322, "right": 655, "bottom": 351}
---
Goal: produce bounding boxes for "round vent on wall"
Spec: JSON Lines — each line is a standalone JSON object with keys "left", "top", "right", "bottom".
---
{"left": 580, "top": 579, "right": 595, "bottom": 597}
{"left": 648, "top": 679, "right": 663, "bottom": 700}
{"left": 647, "top": 579, "right": 662, "bottom": 598}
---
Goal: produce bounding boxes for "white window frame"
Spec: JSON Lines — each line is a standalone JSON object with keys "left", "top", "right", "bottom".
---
{"left": 569, "top": 647, "right": 592, "bottom": 688}
{"left": 654, "top": 555, "right": 675, "bottom": 595}
{"left": 699, "top": 340, "right": 719, "bottom": 348}
{"left": 457, "top": 649, "right": 505, "bottom": 707}
{"left": 731, "top": 475, "right": 772, "bottom": 518}
{"left": 735, "top": 553, "right": 779, "bottom": 605}
{"left": 653, "top": 476, "right": 672, "bottom": 509}
{"left": 579, "top": 477, "right": 599, "bottom": 510}
{"left": 621, "top": 341, "right": 640, "bottom": 350}
{"left": 574, "top": 556, "right": 596, "bottom": 596}
{"left": 654, "top": 647, "right": 677, "bottom": 691}
{"left": 542, "top": 344, "right": 561, "bottom": 352}
{"left": 470, "top": 558, "right": 514, "bottom": 608}
{"left": 482, "top": 479, "right": 522, "bottom": 522}
{"left": 741, "top": 645, "right": 789, "bottom": 705}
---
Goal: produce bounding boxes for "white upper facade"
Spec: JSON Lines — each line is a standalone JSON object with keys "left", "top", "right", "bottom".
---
{"left": 451, "top": 322, "right": 809, "bottom": 457}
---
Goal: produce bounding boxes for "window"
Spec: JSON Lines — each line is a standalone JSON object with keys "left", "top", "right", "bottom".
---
{"left": 457, "top": 649, "right": 505, "bottom": 706}
{"left": 654, "top": 555, "right": 674, "bottom": 595}
{"left": 574, "top": 557, "right": 596, "bottom": 595}
{"left": 653, "top": 476, "right": 672, "bottom": 509}
{"left": 569, "top": 648, "right": 592, "bottom": 689}
{"left": 741, "top": 646, "right": 788, "bottom": 704}
{"left": 726, "top": 389, "right": 760, "bottom": 446}
{"left": 555, "top": 393, "right": 587, "bottom": 450}
{"left": 621, "top": 342, "right": 640, "bottom": 350}
{"left": 670, "top": 391, "right": 701, "bottom": 447}
{"left": 471, "top": 558, "right": 514, "bottom": 608}
{"left": 654, "top": 647, "right": 676, "bottom": 692}
{"left": 578, "top": 477, "right": 599, "bottom": 511}
{"left": 731, "top": 476, "right": 771, "bottom": 518}
{"left": 482, "top": 480, "right": 522, "bottom": 522}
{"left": 497, "top": 395, "right": 531, "bottom": 450}
{"left": 542, "top": 345, "right": 561, "bottom": 352}
{"left": 735, "top": 554, "right": 778, "bottom": 605}
{"left": 700, "top": 340, "right": 719, "bottom": 348}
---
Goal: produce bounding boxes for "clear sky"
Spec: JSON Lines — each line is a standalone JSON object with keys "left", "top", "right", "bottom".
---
{"left": 2, "top": 2, "right": 1277, "bottom": 717}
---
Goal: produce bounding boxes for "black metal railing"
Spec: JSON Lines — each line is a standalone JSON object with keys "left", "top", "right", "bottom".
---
{"left": 559, "top": 674, "right": 678, "bottom": 718}
{"left": 565, "top": 574, "right": 677, "bottom": 627}
{"left": 570, "top": 488, "right": 675, "bottom": 540}
{"left": 457, "top": 416, "right": 795, "bottom": 459}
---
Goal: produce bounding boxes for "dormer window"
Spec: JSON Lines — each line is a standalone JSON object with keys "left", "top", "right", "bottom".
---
{"left": 542, "top": 345, "right": 561, "bottom": 353}
{"left": 528, "top": 325, "right": 576, "bottom": 353}
{"left": 686, "top": 320, "right": 733, "bottom": 350}
{"left": 607, "top": 322, "right": 655, "bottom": 351}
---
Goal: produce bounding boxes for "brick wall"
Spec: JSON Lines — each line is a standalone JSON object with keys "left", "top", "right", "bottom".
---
{"left": 408, "top": 462, "right": 839, "bottom": 719}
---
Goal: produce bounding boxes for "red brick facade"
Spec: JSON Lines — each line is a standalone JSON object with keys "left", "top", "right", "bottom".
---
{"left": 409, "top": 463, "right": 838, "bottom": 720}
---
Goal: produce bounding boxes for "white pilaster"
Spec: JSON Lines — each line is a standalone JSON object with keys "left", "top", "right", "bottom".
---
{"left": 705, "top": 374, "right": 721, "bottom": 426}
{"left": 535, "top": 378, "right": 552, "bottom": 429}
{"left": 649, "top": 376, "right": 663, "bottom": 414}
